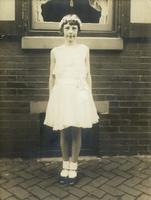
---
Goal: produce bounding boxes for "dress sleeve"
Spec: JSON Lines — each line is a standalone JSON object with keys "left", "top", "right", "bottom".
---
{"left": 85, "top": 46, "right": 92, "bottom": 91}
{"left": 49, "top": 48, "right": 56, "bottom": 95}
{"left": 50, "top": 48, "right": 55, "bottom": 75}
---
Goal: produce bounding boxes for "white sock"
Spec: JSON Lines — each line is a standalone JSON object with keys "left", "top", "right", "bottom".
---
{"left": 69, "top": 161, "right": 78, "bottom": 178}
{"left": 60, "top": 161, "right": 69, "bottom": 177}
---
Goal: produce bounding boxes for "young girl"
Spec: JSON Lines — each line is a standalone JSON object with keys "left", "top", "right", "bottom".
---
{"left": 44, "top": 14, "right": 99, "bottom": 185}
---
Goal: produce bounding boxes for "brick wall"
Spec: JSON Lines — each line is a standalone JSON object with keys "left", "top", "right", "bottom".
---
{"left": 0, "top": 38, "right": 151, "bottom": 157}
{"left": 96, "top": 39, "right": 151, "bottom": 155}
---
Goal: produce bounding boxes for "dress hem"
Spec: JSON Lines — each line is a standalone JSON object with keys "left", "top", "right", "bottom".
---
{"left": 44, "top": 119, "right": 99, "bottom": 131}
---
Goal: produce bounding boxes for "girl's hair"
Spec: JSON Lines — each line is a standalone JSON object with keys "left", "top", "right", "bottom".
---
{"left": 59, "top": 14, "right": 82, "bottom": 33}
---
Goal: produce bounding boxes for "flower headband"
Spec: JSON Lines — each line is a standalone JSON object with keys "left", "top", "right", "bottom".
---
{"left": 59, "top": 14, "right": 82, "bottom": 30}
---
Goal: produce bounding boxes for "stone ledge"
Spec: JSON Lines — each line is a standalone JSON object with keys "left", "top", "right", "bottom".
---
{"left": 30, "top": 101, "right": 109, "bottom": 114}
{"left": 22, "top": 36, "right": 123, "bottom": 50}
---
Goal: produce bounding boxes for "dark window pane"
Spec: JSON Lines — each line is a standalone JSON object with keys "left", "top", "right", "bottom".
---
{"left": 41, "top": 0, "right": 101, "bottom": 23}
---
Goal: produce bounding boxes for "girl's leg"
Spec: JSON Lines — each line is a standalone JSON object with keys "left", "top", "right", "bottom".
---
{"left": 68, "top": 127, "right": 81, "bottom": 184}
{"left": 71, "top": 127, "right": 81, "bottom": 162}
{"left": 60, "top": 128, "right": 70, "bottom": 161}
{"left": 59, "top": 128, "right": 70, "bottom": 183}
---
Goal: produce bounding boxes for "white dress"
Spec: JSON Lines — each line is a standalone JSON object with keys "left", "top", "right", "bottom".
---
{"left": 44, "top": 44, "right": 99, "bottom": 131}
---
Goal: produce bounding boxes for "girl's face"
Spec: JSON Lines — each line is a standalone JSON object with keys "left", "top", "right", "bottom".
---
{"left": 63, "top": 23, "right": 78, "bottom": 43}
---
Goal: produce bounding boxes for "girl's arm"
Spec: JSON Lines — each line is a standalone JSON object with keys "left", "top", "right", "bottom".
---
{"left": 49, "top": 49, "right": 55, "bottom": 95}
{"left": 86, "top": 47, "right": 92, "bottom": 91}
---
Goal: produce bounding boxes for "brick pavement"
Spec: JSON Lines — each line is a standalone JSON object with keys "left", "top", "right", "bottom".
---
{"left": 0, "top": 156, "right": 151, "bottom": 200}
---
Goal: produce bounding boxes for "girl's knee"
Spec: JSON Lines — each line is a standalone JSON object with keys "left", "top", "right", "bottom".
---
{"left": 61, "top": 128, "right": 71, "bottom": 143}
{"left": 71, "top": 127, "right": 81, "bottom": 139}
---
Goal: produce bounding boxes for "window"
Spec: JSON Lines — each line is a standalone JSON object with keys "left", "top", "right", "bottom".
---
{"left": 32, "top": 0, "right": 113, "bottom": 32}
{"left": 24, "top": 0, "right": 118, "bottom": 37}
{"left": 0, "top": 0, "right": 15, "bottom": 21}
{"left": 22, "top": 0, "right": 124, "bottom": 49}
{"left": 131, "top": 0, "right": 151, "bottom": 24}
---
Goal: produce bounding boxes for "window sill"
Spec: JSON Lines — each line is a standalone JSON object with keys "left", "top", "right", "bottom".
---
{"left": 21, "top": 36, "right": 123, "bottom": 50}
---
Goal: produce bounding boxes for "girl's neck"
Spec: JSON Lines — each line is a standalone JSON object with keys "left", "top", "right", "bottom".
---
{"left": 64, "top": 39, "right": 77, "bottom": 47}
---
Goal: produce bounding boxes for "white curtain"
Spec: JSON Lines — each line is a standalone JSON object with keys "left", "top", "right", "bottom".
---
{"left": 89, "top": 0, "right": 108, "bottom": 24}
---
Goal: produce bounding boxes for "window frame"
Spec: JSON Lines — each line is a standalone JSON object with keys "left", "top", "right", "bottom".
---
{"left": 121, "top": 0, "right": 151, "bottom": 38}
{"left": 0, "top": 0, "right": 22, "bottom": 36}
{"left": 23, "top": 0, "right": 121, "bottom": 37}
